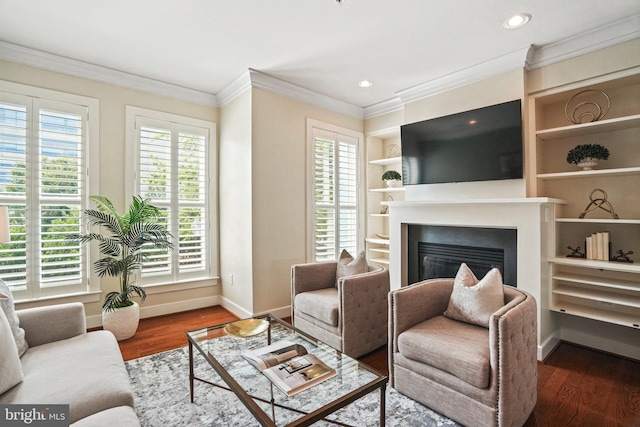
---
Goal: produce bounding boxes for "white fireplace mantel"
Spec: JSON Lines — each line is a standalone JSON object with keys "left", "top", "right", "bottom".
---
{"left": 386, "top": 197, "right": 565, "bottom": 360}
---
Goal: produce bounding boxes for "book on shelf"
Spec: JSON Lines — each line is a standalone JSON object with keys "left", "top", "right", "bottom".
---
{"left": 585, "top": 231, "right": 610, "bottom": 261}
{"left": 241, "top": 340, "right": 336, "bottom": 396}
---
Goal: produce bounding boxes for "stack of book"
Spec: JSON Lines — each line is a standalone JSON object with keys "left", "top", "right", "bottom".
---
{"left": 586, "top": 231, "right": 610, "bottom": 261}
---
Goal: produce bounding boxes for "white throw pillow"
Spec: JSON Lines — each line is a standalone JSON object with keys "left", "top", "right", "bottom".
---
{"left": 0, "top": 279, "right": 29, "bottom": 356}
{"left": 335, "top": 250, "right": 368, "bottom": 286}
{"left": 0, "top": 307, "right": 24, "bottom": 394}
{"left": 444, "top": 263, "right": 505, "bottom": 328}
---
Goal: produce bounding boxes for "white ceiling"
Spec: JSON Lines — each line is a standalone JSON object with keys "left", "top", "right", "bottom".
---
{"left": 1, "top": 0, "right": 639, "bottom": 110}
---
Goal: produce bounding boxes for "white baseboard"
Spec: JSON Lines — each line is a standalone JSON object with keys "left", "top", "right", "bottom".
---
{"left": 254, "top": 305, "right": 291, "bottom": 320}
{"left": 85, "top": 295, "right": 222, "bottom": 329}
{"left": 218, "top": 297, "right": 291, "bottom": 321}
{"left": 538, "top": 333, "right": 561, "bottom": 361}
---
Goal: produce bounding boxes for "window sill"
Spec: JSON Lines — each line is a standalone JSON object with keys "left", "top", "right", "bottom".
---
{"left": 143, "top": 276, "right": 220, "bottom": 295}
{"left": 15, "top": 291, "right": 102, "bottom": 310}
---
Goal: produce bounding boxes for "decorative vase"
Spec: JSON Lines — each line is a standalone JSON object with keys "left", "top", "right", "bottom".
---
{"left": 385, "top": 179, "right": 400, "bottom": 188}
{"left": 102, "top": 302, "right": 140, "bottom": 341}
{"left": 576, "top": 159, "right": 598, "bottom": 171}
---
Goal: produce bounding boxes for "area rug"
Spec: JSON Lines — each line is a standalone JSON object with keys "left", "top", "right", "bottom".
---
{"left": 125, "top": 346, "right": 462, "bottom": 426}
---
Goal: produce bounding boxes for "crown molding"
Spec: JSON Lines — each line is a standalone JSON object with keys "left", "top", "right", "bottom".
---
{"left": 395, "top": 46, "right": 533, "bottom": 105}
{"left": 528, "top": 15, "right": 640, "bottom": 69}
{"left": 0, "top": 41, "right": 218, "bottom": 106}
{"left": 217, "top": 68, "right": 364, "bottom": 119}
{"left": 249, "top": 69, "right": 364, "bottom": 119}
{"left": 363, "top": 97, "right": 404, "bottom": 119}
{"left": 216, "top": 70, "right": 252, "bottom": 105}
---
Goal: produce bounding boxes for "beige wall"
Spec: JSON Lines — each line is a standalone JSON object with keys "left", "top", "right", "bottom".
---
{"left": 219, "top": 89, "right": 254, "bottom": 315}
{"left": 0, "top": 60, "right": 220, "bottom": 323}
{"left": 238, "top": 88, "right": 362, "bottom": 315}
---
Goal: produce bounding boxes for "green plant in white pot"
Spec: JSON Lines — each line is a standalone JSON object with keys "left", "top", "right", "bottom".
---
{"left": 71, "top": 195, "right": 173, "bottom": 340}
{"left": 382, "top": 170, "right": 402, "bottom": 187}
{"left": 566, "top": 144, "right": 609, "bottom": 171}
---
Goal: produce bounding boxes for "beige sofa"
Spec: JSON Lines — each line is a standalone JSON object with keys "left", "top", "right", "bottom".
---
{"left": 0, "top": 303, "right": 140, "bottom": 426}
{"left": 389, "top": 278, "right": 537, "bottom": 427}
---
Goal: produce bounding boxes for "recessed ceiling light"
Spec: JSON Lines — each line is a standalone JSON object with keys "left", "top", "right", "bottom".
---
{"left": 504, "top": 13, "right": 531, "bottom": 29}
{"left": 359, "top": 80, "right": 373, "bottom": 88}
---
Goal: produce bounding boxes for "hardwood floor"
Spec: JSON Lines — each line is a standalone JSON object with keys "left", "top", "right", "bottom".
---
{"left": 118, "top": 306, "right": 640, "bottom": 427}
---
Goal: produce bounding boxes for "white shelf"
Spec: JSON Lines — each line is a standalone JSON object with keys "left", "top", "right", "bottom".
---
{"left": 368, "top": 247, "right": 390, "bottom": 255}
{"left": 555, "top": 218, "right": 640, "bottom": 224}
{"left": 370, "top": 213, "right": 389, "bottom": 218}
{"left": 369, "top": 187, "right": 405, "bottom": 193}
{"left": 536, "top": 114, "right": 640, "bottom": 140}
{"left": 553, "top": 284, "right": 640, "bottom": 309}
{"left": 550, "top": 303, "right": 640, "bottom": 329}
{"left": 368, "top": 156, "right": 401, "bottom": 166}
{"left": 533, "top": 72, "right": 640, "bottom": 347}
{"left": 537, "top": 167, "right": 640, "bottom": 180}
{"left": 553, "top": 272, "right": 640, "bottom": 292}
{"left": 549, "top": 257, "right": 640, "bottom": 273}
{"left": 365, "top": 237, "right": 390, "bottom": 245}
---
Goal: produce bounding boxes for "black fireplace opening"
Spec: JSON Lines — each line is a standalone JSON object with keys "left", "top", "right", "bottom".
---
{"left": 408, "top": 225, "right": 517, "bottom": 286}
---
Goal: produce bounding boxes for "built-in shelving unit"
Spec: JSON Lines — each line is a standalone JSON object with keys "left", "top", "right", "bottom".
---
{"left": 365, "top": 128, "right": 402, "bottom": 267}
{"left": 530, "top": 70, "right": 640, "bottom": 334}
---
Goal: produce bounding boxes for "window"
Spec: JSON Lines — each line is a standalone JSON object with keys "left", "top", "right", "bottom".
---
{"left": 307, "top": 119, "right": 363, "bottom": 262}
{"left": 126, "top": 107, "right": 217, "bottom": 286}
{"left": 0, "top": 82, "right": 99, "bottom": 300}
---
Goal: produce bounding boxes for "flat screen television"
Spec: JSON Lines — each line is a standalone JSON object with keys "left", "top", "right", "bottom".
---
{"left": 401, "top": 100, "right": 523, "bottom": 185}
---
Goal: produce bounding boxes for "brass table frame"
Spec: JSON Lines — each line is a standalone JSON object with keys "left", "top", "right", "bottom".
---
{"left": 187, "top": 314, "right": 387, "bottom": 427}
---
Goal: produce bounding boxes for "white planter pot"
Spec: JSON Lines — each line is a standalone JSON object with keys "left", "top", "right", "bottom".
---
{"left": 385, "top": 179, "right": 401, "bottom": 188}
{"left": 102, "top": 302, "right": 140, "bottom": 341}
{"left": 576, "top": 159, "right": 598, "bottom": 171}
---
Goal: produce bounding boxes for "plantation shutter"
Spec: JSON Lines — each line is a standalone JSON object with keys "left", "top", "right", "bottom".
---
{"left": 312, "top": 128, "right": 358, "bottom": 261}
{"left": 135, "top": 117, "right": 208, "bottom": 284}
{"left": 0, "top": 94, "right": 87, "bottom": 298}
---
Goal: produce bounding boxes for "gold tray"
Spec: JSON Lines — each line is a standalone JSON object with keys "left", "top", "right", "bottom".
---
{"left": 224, "top": 318, "right": 269, "bottom": 338}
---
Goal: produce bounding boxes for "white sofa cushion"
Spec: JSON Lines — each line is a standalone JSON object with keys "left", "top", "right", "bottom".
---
{"left": 0, "top": 308, "right": 23, "bottom": 394}
{"left": 0, "top": 330, "right": 134, "bottom": 424}
{"left": 0, "top": 279, "right": 29, "bottom": 356}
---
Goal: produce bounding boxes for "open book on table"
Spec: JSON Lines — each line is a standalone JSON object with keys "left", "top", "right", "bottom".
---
{"left": 241, "top": 340, "right": 336, "bottom": 396}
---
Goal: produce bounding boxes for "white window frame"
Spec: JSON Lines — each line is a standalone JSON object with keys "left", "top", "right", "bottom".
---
{"left": 125, "top": 106, "right": 218, "bottom": 291}
{"left": 306, "top": 118, "right": 365, "bottom": 262}
{"left": 0, "top": 80, "right": 100, "bottom": 302}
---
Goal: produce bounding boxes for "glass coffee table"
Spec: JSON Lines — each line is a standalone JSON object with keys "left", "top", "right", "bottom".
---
{"left": 187, "top": 314, "right": 387, "bottom": 426}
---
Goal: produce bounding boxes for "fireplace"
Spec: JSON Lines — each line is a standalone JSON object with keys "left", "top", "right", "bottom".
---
{"left": 408, "top": 225, "right": 517, "bottom": 286}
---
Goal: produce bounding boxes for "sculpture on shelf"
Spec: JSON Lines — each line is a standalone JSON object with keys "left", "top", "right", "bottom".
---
{"left": 567, "top": 245, "right": 586, "bottom": 258}
{"left": 578, "top": 188, "right": 619, "bottom": 219}
{"left": 564, "top": 89, "right": 610, "bottom": 124}
{"left": 612, "top": 249, "right": 634, "bottom": 263}
{"left": 380, "top": 195, "right": 393, "bottom": 214}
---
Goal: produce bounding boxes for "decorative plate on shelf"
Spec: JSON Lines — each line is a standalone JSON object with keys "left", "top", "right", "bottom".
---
{"left": 224, "top": 318, "right": 269, "bottom": 338}
{"left": 384, "top": 144, "right": 401, "bottom": 158}
{"left": 375, "top": 233, "right": 389, "bottom": 240}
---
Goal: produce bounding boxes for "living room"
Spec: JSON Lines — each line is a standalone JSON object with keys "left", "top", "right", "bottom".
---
{"left": 1, "top": 2, "right": 640, "bottom": 426}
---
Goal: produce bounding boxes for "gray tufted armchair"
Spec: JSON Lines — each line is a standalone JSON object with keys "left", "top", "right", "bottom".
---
{"left": 291, "top": 261, "right": 389, "bottom": 358}
{"left": 389, "top": 278, "right": 537, "bottom": 427}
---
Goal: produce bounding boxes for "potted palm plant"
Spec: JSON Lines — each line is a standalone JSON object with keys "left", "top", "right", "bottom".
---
{"left": 71, "top": 195, "right": 173, "bottom": 340}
